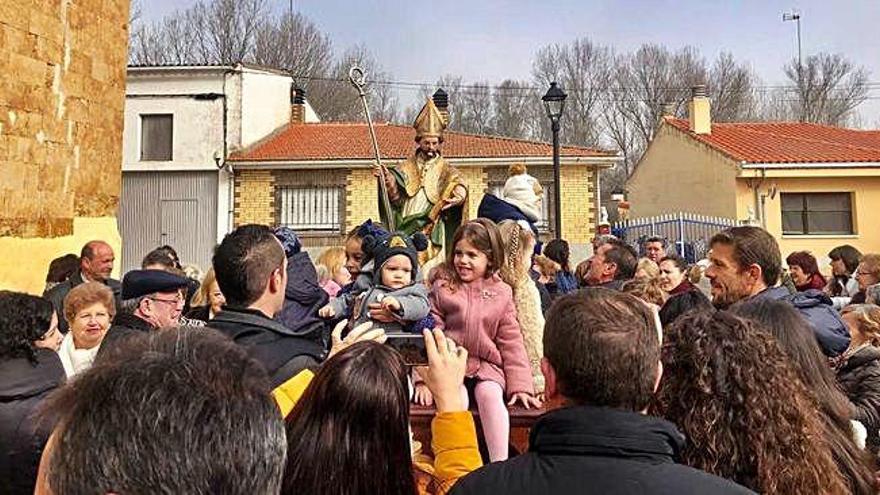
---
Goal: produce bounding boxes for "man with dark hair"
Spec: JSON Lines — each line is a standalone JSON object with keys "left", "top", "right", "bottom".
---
{"left": 209, "top": 224, "right": 325, "bottom": 386}
{"left": 451, "top": 289, "right": 753, "bottom": 495}
{"left": 44, "top": 240, "right": 120, "bottom": 333}
{"left": 643, "top": 236, "right": 667, "bottom": 264}
{"left": 36, "top": 328, "right": 286, "bottom": 495}
{"left": 706, "top": 225, "right": 848, "bottom": 355}
{"left": 584, "top": 238, "right": 637, "bottom": 290}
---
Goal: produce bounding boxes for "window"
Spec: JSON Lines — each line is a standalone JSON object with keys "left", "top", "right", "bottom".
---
{"left": 277, "top": 186, "right": 344, "bottom": 232}
{"left": 140, "top": 114, "right": 173, "bottom": 161}
{"left": 781, "top": 192, "right": 853, "bottom": 235}
{"left": 489, "top": 181, "right": 554, "bottom": 234}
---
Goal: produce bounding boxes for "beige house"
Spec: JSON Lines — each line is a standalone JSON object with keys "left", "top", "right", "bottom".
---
{"left": 627, "top": 90, "right": 880, "bottom": 258}
{"left": 228, "top": 99, "right": 619, "bottom": 258}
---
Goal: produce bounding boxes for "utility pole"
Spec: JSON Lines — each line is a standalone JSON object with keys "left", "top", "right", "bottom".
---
{"left": 783, "top": 11, "right": 804, "bottom": 119}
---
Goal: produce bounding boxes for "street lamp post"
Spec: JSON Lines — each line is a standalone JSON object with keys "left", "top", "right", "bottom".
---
{"left": 542, "top": 82, "right": 567, "bottom": 239}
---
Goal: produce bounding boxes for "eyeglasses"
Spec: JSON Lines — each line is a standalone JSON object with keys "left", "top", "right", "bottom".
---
{"left": 149, "top": 296, "right": 184, "bottom": 306}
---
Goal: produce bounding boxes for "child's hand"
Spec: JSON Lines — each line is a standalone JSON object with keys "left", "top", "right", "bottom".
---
{"left": 415, "top": 328, "right": 467, "bottom": 413}
{"left": 508, "top": 392, "right": 542, "bottom": 410}
{"left": 413, "top": 383, "right": 434, "bottom": 407}
{"left": 381, "top": 296, "right": 401, "bottom": 313}
{"left": 318, "top": 305, "right": 335, "bottom": 318}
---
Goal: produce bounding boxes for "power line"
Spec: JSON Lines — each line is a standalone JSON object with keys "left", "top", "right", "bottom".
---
{"left": 290, "top": 72, "right": 880, "bottom": 95}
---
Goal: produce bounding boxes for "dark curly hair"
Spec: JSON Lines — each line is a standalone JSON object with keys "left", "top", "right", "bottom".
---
{"left": 0, "top": 291, "right": 54, "bottom": 362}
{"left": 731, "top": 299, "right": 877, "bottom": 494}
{"left": 654, "top": 310, "right": 849, "bottom": 494}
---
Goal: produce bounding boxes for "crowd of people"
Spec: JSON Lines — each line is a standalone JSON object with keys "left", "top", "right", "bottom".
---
{"left": 3, "top": 211, "right": 880, "bottom": 493}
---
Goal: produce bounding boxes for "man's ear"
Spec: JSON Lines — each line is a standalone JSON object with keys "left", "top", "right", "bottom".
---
{"left": 269, "top": 267, "right": 284, "bottom": 294}
{"left": 746, "top": 263, "right": 764, "bottom": 287}
{"left": 653, "top": 360, "right": 663, "bottom": 394}
{"left": 541, "top": 357, "right": 559, "bottom": 401}
{"left": 604, "top": 261, "right": 618, "bottom": 277}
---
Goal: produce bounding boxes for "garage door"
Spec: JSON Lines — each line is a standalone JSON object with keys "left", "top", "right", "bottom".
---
{"left": 119, "top": 171, "right": 218, "bottom": 273}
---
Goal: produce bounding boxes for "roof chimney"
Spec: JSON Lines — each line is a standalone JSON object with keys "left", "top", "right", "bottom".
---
{"left": 433, "top": 88, "right": 449, "bottom": 126}
{"left": 291, "top": 85, "right": 306, "bottom": 124}
{"left": 660, "top": 102, "right": 675, "bottom": 119}
{"left": 688, "top": 84, "right": 711, "bottom": 134}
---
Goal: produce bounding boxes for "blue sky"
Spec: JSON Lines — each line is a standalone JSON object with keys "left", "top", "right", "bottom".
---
{"left": 141, "top": 0, "right": 880, "bottom": 122}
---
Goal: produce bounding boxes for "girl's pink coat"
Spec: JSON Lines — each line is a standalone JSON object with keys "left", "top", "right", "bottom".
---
{"left": 430, "top": 274, "right": 534, "bottom": 396}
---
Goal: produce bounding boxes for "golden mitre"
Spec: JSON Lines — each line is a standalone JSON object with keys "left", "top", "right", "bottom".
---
{"left": 413, "top": 98, "right": 447, "bottom": 139}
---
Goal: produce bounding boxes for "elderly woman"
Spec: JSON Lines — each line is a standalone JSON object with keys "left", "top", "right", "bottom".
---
{"left": 834, "top": 304, "right": 880, "bottom": 454}
{"left": 786, "top": 251, "right": 827, "bottom": 292}
{"left": 0, "top": 291, "right": 64, "bottom": 495}
{"left": 186, "top": 268, "right": 226, "bottom": 323}
{"left": 59, "top": 282, "right": 114, "bottom": 377}
{"left": 852, "top": 254, "right": 880, "bottom": 305}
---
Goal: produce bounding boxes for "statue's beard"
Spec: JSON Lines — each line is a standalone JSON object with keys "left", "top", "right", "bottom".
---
{"left": 418, "top": 149, "right": 439, "bottom": 159}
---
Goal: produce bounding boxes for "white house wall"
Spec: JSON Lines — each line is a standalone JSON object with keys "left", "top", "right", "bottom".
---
{"left": 122, "top": 96, "right": 225, "bottom": 172}
{"left": 239, "top": 70, "right": 292, "bottom": 148}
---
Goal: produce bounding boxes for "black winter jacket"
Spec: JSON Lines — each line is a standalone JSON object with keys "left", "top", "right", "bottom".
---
{"left": 210, "top": 307, "right": 325, "bottom": 387}
{"left": 450, "top": 405, "right": 755, "bottom": 495}
{"left": 96, "top": 311, "right": 157, "bottom": 361}
{"left": 0, "top": 349, "right": 65, "bottom": 495}
{"left": 275, "top": 251, "right": 328, "bottom": 345}
{"left": 835, "top": 345, "right": 880, "bottom": 451}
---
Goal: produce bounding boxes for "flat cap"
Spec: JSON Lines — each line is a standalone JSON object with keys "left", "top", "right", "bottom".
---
{"left": 122, "top": 269, "right": 190, "bottom": 300}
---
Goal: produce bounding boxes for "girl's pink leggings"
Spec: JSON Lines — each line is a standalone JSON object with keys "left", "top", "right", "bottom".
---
{"left": 461, "top": 380, "right": 509, "bottom": 462}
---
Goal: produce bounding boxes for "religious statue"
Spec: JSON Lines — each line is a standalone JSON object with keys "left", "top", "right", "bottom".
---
{"left": 376, "top": 98, "right": 468, "bottom": 272}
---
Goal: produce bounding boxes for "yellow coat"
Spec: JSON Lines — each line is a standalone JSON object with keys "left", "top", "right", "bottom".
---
{"left": 273, "top": 371, "right": 482, "bottom": 495}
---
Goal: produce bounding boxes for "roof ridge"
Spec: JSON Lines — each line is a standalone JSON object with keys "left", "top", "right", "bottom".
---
{"left": 441, "top": 129, "right": 612, "bottom": 153}
{"left": 715, "top": 124, "right": 880, "bottom": 156}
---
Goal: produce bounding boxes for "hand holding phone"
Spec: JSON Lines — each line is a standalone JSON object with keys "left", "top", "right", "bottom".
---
{"left": 415, "top": 328, "right": 468, "bottom": 413}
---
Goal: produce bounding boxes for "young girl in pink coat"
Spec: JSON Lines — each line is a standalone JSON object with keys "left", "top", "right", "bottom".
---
{"left": 415, "top": 218, "right": 541, "bottom": 462}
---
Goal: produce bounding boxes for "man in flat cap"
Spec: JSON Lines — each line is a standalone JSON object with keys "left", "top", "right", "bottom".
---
{"left": 98, "top": 269, "right": 190, "bottom": 355}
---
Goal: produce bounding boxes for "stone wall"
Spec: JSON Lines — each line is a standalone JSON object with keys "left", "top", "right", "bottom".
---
{"left": 0, "top": 0, "right": 130, "bottom": 293}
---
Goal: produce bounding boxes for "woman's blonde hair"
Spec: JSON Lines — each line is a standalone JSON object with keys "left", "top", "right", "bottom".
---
{"left": 63, "top": 282, "right": 116, "bottom": 324}
{"left": 637, "top": 258, "right": 660, "bottom": 279}
{"left": 190, "top": 267, "right": 218, "bottom": 308}
{"left": 497, "top": 220, "right": 535, "bottom": 286}
{"left": 533, "top": 255, "right": 560, "bottom": 280}
{"left": 622, "top": 276, "right": 666, "bottom": 306}
{"left": 316, "top": 247, "right": 346, "bottom": 285}
{"left": 842, "top": 304, "right": 880, "bottom": 347}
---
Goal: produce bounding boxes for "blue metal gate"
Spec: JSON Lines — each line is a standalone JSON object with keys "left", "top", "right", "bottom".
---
{"left": 612, "top": 213, "right": 738, "bottom": 263}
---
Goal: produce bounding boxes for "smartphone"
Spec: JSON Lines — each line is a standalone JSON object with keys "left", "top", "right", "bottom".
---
{"left": 386, "top": 332, "right": 428, "bottom": 366}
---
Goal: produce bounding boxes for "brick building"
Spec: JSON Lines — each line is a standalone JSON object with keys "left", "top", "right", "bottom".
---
{"left": 0, "top": 1, "right": 130, "bottom": 293}
{"left": 229, "top": 110, "right": 619, "bottom": 259}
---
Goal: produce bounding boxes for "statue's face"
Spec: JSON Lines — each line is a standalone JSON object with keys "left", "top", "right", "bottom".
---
{"left": 418, "top": 136, "right": 441, "bottom": 158}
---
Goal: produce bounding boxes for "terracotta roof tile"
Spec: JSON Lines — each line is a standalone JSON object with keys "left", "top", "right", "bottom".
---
{"left": 229, "top": 122, "right": 616, "bottom": 161}
{"left": 666, "top": 118, "right": 880, "bottom": 164}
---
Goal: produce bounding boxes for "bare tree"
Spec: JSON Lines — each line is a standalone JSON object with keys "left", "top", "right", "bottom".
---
{"left": 253, "top": 12, "right": 332, "bottom": 82}
{"left": 307, "top": 45, "right": 398, "bottom": 122}
{"left": 457, "top": 82, "right": 494, "bottom": 134}
{"left": 492, "top": 79, "right": 534, "bottom": 139}
{"left": 532, "top": 38, "right": 611, "bottom": 147}
{"left": 782, "top": 52, "right": 870, "bottom": 125}
{"left": 708, "top": 52, "right": 759, "bottom": 122}
{"left": 130, "top": 0, "right": 266, "bottom": 65}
